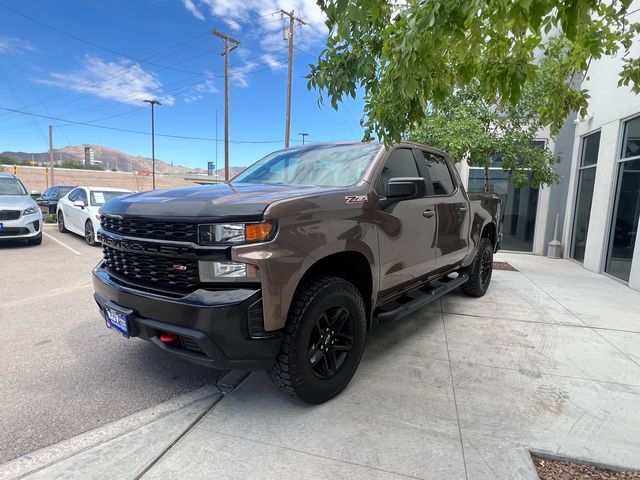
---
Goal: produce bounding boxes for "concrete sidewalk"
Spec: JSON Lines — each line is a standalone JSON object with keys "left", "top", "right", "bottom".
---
{"left": 3, "top": 253, "right": 640, "bottom": 479}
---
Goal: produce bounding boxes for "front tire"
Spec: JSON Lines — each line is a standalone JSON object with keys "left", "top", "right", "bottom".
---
{"left": 58, "top": 211, "right": 68, "bottom": 233}
{"left": 460, "top": 237, "right": 493, "bottom": 297}
{"left": 85, "top": 220, "right": 97, "bottom": 246}
{"left": 268, "top": 276, "right": 366, "bottom": 404}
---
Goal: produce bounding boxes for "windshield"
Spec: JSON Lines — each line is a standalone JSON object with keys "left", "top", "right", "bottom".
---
{"left": 233, "top": 143, "right": 381, "bottom": 187}
{"left": 90, "top": 190, "right": 130, "bottom": 206}
{"left": 0, "top": 177, "right": 28, "bottom": 196}
{"left": 59, "top": 187, "right": 74, "bottom": 197}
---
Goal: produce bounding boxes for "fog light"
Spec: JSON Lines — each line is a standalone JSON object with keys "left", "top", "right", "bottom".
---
{"left": 198, "top": 261, "right": 260, "bottom": 282}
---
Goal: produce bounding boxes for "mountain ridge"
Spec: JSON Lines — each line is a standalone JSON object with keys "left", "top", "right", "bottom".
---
{"left": 0, "top": 144, "right": 210, "bottom": 175}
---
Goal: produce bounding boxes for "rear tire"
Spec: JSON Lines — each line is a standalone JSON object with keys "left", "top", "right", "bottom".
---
{"left": 58, "top": 211, "right": 68, "bottom": 233}
{"left": 460, "top": 237, "right": 493, "bottom": 297}
{"left": 85, "top": 220, "right": 97, "bottom": 246}
{"left": 268, "top": 276, "right": 366, "bottom": 404}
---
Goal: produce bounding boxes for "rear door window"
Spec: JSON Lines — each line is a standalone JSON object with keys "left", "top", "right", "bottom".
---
{"left": 418, "top": 151, "right": 455, "bottom": 196}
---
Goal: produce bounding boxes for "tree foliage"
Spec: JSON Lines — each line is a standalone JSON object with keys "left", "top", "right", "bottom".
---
{"left": 309, "top": 0, "right": 640, "bottom": 144}
{"left": 409, "top": 76, "right": 561, "bottom": 189}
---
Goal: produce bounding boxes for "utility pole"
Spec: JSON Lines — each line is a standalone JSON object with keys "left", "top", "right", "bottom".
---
{"left": 143, "top": 99, "right": 161, "bottom": 189}
{"left": 281, "top": 9, "right": 307, "bottom": 149}
{"left": 299, "top": 132, "right": 310, "bottom": 145}
{"left": 48, "top": 125, "right": 55, "bottom": 185}
{"left": 212, "top": 30, "right": 240, "bottom": 182}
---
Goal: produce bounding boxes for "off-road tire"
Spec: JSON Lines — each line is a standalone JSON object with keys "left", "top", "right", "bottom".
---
{"left": 27, "top": 234, "right": 42, "bottom": 246}
{"left": 460, "top": 237, "right": 493, "bottom": 297}
{"left": 58, "top": 211, "right": 68, "bottom": 233}
{"left": 85, "top": 220, "right": 97, "bottom": 246}
{"left": 268, "top": 275, "right": 367, "bottom": 404}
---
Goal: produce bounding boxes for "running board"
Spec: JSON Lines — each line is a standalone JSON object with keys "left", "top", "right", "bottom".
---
{"left": 375, "top": 273, "right": 469, "bottom": 324}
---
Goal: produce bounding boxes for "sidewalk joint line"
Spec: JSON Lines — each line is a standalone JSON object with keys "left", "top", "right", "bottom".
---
{"left": 210, "top": 430, "right": 428, "bottom": 480}
{"left": 135, "top": 372, "right": 250, "bottom": 479}
{"left": 441, "top": 312, "right": 469, "bottom": 480}
{"left": 516, "top": 268, "right": 640, "bottom": 372}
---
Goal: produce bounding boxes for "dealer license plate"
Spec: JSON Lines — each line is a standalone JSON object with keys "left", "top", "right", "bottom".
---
{"left": 105, "top": 305, "right": 129, "bottom": 337}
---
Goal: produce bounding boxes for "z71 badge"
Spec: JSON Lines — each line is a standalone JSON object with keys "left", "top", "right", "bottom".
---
{"left": 345, "top": 195, "right": 368, "bottom": 205}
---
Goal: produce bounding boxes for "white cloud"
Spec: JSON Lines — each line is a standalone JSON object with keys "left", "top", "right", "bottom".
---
{"left": 182, "top": 1, "right": 327, "bottom": 58}
{"left": 182, "top": 0, "right": 205, "bottom": 20}
{"left": 183, "top": 74, "right": 217, "bottom": 102}
{"left": 261, "top": 53, "right": 286, "bottom": 71}
{"left": 39, "top": 55, "right": 174, "bottom": 106}
{"left": 0, "top": 36, "right": 36, "bottom": 55}
{"left": 230, "top": 61, "right": 260, "bottom": 88}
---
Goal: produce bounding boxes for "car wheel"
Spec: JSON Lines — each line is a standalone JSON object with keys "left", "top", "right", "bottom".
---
{"left": 460, "top": 237, "right": 493, "bottom": 297}
{"left": 268, "top": 275, "right": 366, "bottom": 404}
{"left": 27, "top": 234, "right": 42, "bottom": 246}
{"left": 58, "top": 211, "right": 68, "bottom": 233}
{"left": 85, "top": 220, "right": 97, "bottom": 246}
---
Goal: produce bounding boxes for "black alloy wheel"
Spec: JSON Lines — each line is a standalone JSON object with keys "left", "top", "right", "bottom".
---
{"left": 308, "top": 306, "right": 354, "bottom": 379}
{"left": 85, "top": 220, "right": 97, "bottom": 246}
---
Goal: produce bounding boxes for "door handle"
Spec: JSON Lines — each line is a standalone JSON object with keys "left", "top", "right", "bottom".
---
{"left": 458, "top": 205, "right": 468, "bottom": 213}
{"left": 423, "top": 209, "right": 435, "bottom": 218}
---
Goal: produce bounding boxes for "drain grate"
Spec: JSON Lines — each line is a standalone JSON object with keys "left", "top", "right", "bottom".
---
{"left": 493, "top": 261, "right": 518, "bottom": 271}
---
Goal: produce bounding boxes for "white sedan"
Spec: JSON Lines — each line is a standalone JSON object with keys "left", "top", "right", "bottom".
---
{"left": 57, "top": 186, "right": 133, "bottom": 245}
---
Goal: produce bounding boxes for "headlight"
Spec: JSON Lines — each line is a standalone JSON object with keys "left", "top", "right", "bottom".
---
{"left": 23, "top": 205, "right": 39, "bottom": 215}
{"left": 198, "top": 261, "right": 260, "bottom": 282}
{"left": 198, "top": 222, "right": 274, "bottom": 245}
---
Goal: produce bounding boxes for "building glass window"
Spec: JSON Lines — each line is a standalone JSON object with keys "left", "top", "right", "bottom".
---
{"left": 468, "top": 168, "right": 539, "bottom": 252}
{"left": 605, "top": 117, "right": 640, "bottom": 282}
{"left": 570, "top": 131, "right": 601, "bottom": 262}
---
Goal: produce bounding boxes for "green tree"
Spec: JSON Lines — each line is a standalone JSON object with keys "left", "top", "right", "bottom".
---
{"left": 408, "top": 78, "right": 561, "bottom": 190}
{"left": 309, "top": 0, "right": 640, "bottom": 143}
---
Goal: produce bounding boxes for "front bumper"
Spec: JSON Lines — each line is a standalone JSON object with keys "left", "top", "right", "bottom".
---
{"left": 0, "top": 212, "right": 42, "bottom": 240}
{"left": 92, "top": 262, "right": 282, "bottom": 370}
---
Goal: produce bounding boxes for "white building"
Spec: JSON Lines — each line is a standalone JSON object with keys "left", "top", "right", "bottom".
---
{"left": 561, "top": 13, "right": 640, "bottom": 291}
{"left": 456, "top": 12, "right": 640, "bottom": 292}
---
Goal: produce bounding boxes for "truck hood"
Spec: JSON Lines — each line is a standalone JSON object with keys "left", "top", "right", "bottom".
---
{"left": 100, "top": 182, "right": 326, "bottom": 220}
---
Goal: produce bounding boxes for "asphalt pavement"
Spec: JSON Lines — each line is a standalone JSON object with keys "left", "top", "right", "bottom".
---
{"left": 0, "top": 224, "right": 226, "bottom": 463}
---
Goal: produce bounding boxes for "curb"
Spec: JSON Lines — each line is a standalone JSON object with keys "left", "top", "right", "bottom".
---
{"left": 0, "top": 371, "right": 250, "bottom": 480}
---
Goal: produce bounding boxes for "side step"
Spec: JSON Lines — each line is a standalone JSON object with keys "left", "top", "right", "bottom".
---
{"left": 375, "top": 273, "right": 469, "bottom": 324}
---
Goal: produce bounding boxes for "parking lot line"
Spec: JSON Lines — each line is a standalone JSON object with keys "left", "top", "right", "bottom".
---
{"left": 43, "top": 232, "right": 82, "bottom": 256}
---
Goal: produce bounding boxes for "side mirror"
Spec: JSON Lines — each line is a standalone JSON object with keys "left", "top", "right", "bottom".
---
{"left": 73, "top": 200, "right": 86, "bottom": 209}
{"left": 386, "top": 177, "right": 425, "bottom": 200}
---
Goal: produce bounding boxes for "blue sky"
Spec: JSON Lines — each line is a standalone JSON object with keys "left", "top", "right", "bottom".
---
{"left": 0, "top": 0, "right": 365, "bottom": 168}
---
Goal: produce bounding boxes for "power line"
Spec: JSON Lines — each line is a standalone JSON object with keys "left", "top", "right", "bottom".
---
{"left": 0, "top": 105, "right": 284, "bottom": 144}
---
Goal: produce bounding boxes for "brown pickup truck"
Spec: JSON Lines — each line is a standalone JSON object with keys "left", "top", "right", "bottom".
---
{"left": 93, "top": 141, "right": 500, "bottom": 403}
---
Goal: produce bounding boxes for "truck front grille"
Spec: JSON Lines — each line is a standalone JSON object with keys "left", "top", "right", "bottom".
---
{"left": 103, "top": 245, "right": 200, "bottom": 290}
{"left": 0, "top": 210, "right": 21, "bottom": 221}
{"left": 102, "top": 217, "right": 198, "bottom": 243}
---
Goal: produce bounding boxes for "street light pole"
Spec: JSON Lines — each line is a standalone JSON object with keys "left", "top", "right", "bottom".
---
{"left": 143, "top": 99, "right": 161, "bottom": 189}
{"left": 299, "top": 132, "right": 309, "bottom": 145}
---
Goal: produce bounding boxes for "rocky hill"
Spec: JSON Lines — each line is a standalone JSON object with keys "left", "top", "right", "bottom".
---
{"left": 0, "top": 144, "right": 207, "bottom": 175}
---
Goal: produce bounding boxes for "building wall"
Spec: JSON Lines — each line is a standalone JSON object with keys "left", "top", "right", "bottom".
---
{"left": 562, "top": 7, "right": 640, "bottom": 291}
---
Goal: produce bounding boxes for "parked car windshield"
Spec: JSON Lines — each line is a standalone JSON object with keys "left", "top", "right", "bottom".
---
{"left": 0, "top": 177, "right": 28, "bottom": 196}
{"left": 233, "top": 143, "right": 381, "bottom": 187}
{"left": 90, "top": 190, "right": 130, "bottom": 206}
{"left": 58, "top": 187, "right": 74, "bottom": 197}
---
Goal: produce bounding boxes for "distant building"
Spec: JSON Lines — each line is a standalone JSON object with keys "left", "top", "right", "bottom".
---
{"left": 84, "top": 146, "right": 97, "bottom": 165}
